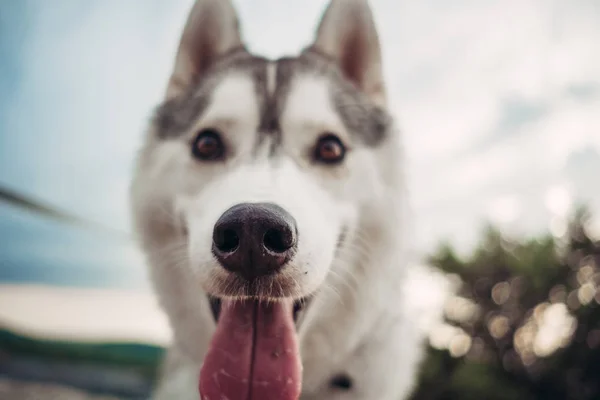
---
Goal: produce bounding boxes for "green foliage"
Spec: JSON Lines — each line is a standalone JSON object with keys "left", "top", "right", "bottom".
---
{"left": 410, "top": 205, "right": 600, "bottom": 400}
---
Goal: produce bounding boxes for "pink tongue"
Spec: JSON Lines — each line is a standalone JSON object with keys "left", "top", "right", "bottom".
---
{"left": 199, "top": 299, "right": 302, "bottom": 400}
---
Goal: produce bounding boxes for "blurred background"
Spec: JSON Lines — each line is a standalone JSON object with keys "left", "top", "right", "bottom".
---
{"left": 0, "top": 0, "right": 599, "bottom": 399}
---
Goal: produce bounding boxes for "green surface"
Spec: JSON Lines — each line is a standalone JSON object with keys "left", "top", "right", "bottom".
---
{"left": 0, "top": 328, "right": 165, "bottom": 381}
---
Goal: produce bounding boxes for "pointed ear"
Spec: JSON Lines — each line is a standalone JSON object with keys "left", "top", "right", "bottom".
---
{"left": 165, "top": 0, "right": 244, "bottom": 100}
{"left": 308, "top": 0, "right": 386, "bottom": 107}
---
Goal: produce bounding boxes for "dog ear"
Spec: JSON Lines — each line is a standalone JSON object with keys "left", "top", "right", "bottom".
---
{"left": 308, "top": 0, "right": 386, "bottom": 107}
{"left": 165, "top": 0, "right": 244, "bottom": 100}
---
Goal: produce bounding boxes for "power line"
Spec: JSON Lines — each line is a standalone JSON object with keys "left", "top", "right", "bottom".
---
{"left": 0, "top": 185, "right": 132, "bottom": 241}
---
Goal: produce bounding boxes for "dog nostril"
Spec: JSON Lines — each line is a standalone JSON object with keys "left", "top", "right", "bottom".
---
{"left": 214, "top": 228, "right": 240, "bottom": 253}
{"left": 263, "top": 228, "right": 294, "bottom": 253}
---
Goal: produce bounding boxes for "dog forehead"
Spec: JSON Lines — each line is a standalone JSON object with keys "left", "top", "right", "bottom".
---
{"left": 280, "top": 74, "right": 344, "bottom": 133}
{"left": 202, "top": 59, "right": 338, "bottom": 139}
{"left": 201, "top": 72, "right": 260, "bottom": 127}
{"left": 153, "top": 51, "right": 389, "bottom": 147}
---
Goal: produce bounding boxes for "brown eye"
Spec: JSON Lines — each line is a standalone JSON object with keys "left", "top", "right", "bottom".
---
{"left": 192, "top": 129, "right": 224, "bottom": 161}
{"left": 314, "top": 134, "right": 346, "bottom": 164}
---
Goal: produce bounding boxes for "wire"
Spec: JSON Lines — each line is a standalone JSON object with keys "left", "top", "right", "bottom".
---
{"left": 0, "top": 185, "right": 132, "bottom": 242}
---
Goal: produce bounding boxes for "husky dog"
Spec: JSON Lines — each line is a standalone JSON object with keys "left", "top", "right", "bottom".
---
{"left": 130, "top": 0, "right": 424, "bottom": 399}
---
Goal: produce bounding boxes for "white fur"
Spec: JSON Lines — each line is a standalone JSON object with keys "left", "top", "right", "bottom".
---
{"left": 199, "top": 74, "right": 260, "bottom": 132}
{"left": 282, "top": 75, "right": 349, "bottom": 145}
{"left": 130, "top": 1, "right": 425, "bottom": 399}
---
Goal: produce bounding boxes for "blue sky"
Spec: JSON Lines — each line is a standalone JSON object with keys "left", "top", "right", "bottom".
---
{"left": 1, "top": 0, "right": 599, "bottom": 290}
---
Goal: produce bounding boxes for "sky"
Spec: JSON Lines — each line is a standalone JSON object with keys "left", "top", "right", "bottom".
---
{"left": 0, "top": 0, "right": 599, "bottom": 290}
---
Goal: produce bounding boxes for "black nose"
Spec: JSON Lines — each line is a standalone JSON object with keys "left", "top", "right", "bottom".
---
{"left": 212, "top": 203, "right": 298, "bottom": 281}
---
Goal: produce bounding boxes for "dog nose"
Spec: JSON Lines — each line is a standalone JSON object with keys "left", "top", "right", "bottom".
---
{"left": 212, "top": 203, "right": 298, "bottom": 281}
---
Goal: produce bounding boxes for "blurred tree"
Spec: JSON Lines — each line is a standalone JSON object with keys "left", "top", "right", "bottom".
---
{"left": 410, "top": 206, "right": 600, "bottom": 400}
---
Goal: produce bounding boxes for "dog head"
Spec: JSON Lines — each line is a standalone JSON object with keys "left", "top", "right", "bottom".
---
{"left": 131, "top": 0, "right": 404, "bottom": 322}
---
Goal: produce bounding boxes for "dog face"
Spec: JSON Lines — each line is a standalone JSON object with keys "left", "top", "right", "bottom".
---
{"left": 131, "top": 0, "right": 401, "bottom": 314}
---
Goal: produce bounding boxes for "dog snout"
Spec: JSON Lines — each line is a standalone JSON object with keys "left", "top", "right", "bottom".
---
{"left": 212, "top": 202, "right": 298, "bottom": 281}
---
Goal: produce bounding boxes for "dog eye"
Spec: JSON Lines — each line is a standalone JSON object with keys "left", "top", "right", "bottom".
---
{"left": 192, "top": 129, "right": 225, "bottom": 161}
{"left": 314, "top": 134, "right": 346, "bottom": 164}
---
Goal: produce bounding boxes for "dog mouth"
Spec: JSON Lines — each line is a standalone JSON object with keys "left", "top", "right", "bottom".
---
{"left": 208, "top": 294, "right": 312, "bottom": 326}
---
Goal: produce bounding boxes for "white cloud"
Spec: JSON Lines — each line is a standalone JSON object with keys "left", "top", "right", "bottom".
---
{"left": 388, "top": 0, "right": 600, "bottom": 252}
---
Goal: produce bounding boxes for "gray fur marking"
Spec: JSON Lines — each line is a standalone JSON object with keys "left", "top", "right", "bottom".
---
{"left": 153, "top": 49, "right": 390, "bottom": 148}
